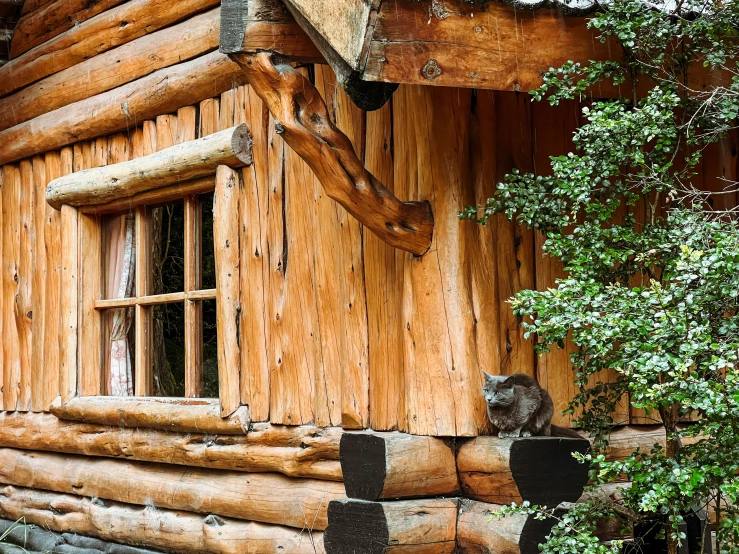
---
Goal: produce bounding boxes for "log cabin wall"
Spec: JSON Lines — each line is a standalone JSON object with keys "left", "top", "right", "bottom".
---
{"left": 0, "top": 0, "right": 737, "bottom": 433}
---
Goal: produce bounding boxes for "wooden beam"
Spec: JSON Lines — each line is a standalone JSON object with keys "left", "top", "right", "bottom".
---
{"left": 324, "top": 498, "right": 458, "bottom": 553}
{"left": 219, "top": 0, "right": 322, "bottom": 63}
{"left": 46, "top": 125, "right": 252, "bottom": 209}
{"left": 230, "top": 51, "right": 434, "bottom": 256}
{"left": 339, "top": 431, "right": 459, "bottom": 500}
{"left": 0, "top": 9, "right": 220, "bottom": 131}
{"left": 0, "top": 411, "right": 342, "bottom": 480}
{"left": 0, "top": 0, "right": 220, "bottom": 99}
{"left": 0, "top": 51, "right": 247, "bottom": 166}
{"left": 457, "top": 498, "right": 556, "bottom": 554}
{"left": 0, "top": 448, "right": 345, "bottom": 530}
{"left": 51, "top": 396, "right": 250, "bottom": 434}
{"left": 456, "top": 436, "right": 590, "bottom": 505}
{"left": 0, "top": 486, "right": 327, "bottom": 554}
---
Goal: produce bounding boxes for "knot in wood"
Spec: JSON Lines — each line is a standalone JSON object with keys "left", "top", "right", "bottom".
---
{"left": 422, "top": 59, "right": 442, "bottom": 80}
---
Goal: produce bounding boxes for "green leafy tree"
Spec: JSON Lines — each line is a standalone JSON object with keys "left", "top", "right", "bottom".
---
{"left": 461, "top": 1, "right": 739, "bottom": 552}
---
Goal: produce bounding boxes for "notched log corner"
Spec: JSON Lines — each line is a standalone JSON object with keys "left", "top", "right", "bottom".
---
{"left": 229, "top": 51, "right": 434, "bottom": 256}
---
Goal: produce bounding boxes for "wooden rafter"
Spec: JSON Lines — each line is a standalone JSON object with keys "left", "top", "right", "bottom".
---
{"left": 230, "top": 51, "right": 434, "bottom": 256}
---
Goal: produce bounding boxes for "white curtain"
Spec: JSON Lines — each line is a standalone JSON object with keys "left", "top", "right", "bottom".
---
{"left": 105, "top": 215, "right": 136, "bottom": 396}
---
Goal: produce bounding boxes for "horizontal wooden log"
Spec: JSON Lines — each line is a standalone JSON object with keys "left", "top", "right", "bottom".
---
{"left": 231, "top": 51, "right": 434, "bottom": 256}
{"left": 0, "top": 486, "right": 326, "bottom": 553}
{"left": 10, "top": 0, "right": 127, "bottom": 59}
{"left": 0, "top": 9, "right": 221, "bottom": 131}
{"left": 0, "top": 448, "right": 345, "bottom": 530}
{"left": 46, "top": 124, "right": 252, "bottom": 209}
{"left": 0, "top": 412, "right": 342, "bottom": 480}
{"left": 604, "top": 424, "right": 701, "bottom": 461}
{"left": 340, "top": 431, "right": 459, "bottom": 500}
{"left": 457, "top": 498, "right": 556, "bottom": 554}
{"left": 0, "top": 0, "right": 220, "bottom": 98}
{"left": 220, "top": 0, "right": 322, "bottom": 62}
{"left": 51, "top": 396, "right": 250, "bottom": 434}
{"left": 324, "top": 498, "right": 458, "bottom": 553}
{"left": 0, "top": 51, "right": 246, "bottom": 166}
{"left": 456, "top": 436, "right": 590, "bottom": 506}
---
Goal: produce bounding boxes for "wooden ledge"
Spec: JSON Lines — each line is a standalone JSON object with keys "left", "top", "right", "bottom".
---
{"left": 45, "top": 124, "right": 253, "bottom": 210}
{"left": 51, "top": 396, "right": 250, "bottom": 434}
{"left": 230, "top": 51, "right": 435, "bottom": 256}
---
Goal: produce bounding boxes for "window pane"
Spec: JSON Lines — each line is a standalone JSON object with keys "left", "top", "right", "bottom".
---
{"left": 200, "top": 192, "right": 216, "bottom": 290}
{"left": 151, "top": 200, "right": 185, "bottom": 295}
{"left": 202, "top": 298, "right": 218, "bottom": 398}
{"left": 101, "top": 214, "right": 136, "bottom": 300}
{"left": 101, "top": 307, "right": 135, "bottom": 396}
{"left": 152, "top": 302, "right": 185, "bottom": 397}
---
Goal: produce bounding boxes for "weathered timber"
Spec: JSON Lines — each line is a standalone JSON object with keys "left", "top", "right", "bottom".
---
{"left": 0, "top": 51, "right": 247, "bottom": 166}
{"left": 340, "top": 431, "right": 459, "bottom": 500}
{"left": 456, "top": 436, "right": 590, "bottom": 505}
{"left": 10, "top": 0, "right": 127, "bottom": 59}
{"left": 220, "top": 0, "right": 322, "bottom": 62}
{"left": 604, "top": 424, "right": 699, "bottom": 461}
{"left": 0, "top": 0, "right": 220, "bottom": 98}
{"left": 457, "top": 498, "right": 556, "bottom": 554}
{"left": 214, "top": 165, "right": 243, "bottom": 418}
{"left": 230, "top": 51, "right": 434, "bottom": 256}
{"left": 0, "top": 412, "right": 342, "bottom": 480}
{"left": 0, "top": 448, "right": 345, "bottom": 530}
{"left": 0, "top": 486, "right": 326, "bottom": 554}
{"left": 46, "top": 125, "right": 252, "bottom": 209}
{"left": 324, "top": 498, "right": 458, "bottom": 553}
{"left": 2, "top": 165, "right": 20, "bottom": 411}
{"left": 282, "top": 0, "right": 397, "bottom": 111}
{"left": 0, "top": 9, "right": 221, "bottom": 130}
{"left": 51, "top": 396, "right": 250, "bottom": 434}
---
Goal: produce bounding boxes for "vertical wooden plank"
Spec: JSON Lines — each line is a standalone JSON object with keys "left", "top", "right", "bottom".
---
{"left": 156, "top": 114, "right": 178, "bottom": 151}
{"left": 219, "top": 88, "right": 237, "bottom": 131}
{"left": 200, "top": 98, "right": 220, "bottom": 137}
{"left": 234, "top": 86, "right": 248, "bottom": 126}
{"left": 42, "top": 150, "right": 65, "bottom": 409}
{"left": 214, "top": 165, "right": 242, "bottom": 417}
{"left": 59, "top": 201, "right": 78, "bottom": 404}
{"left": 239, "top": 86, "right": 270, "bottom": 421}
{"left": 0, "top": 168, "right": 4, "bottom": 408}
{"left": 78, "top": 212, "right": 101, "bottom": 396}
{"left": 17, "top": 160, "right": 34, "bottom": 411}
{"left": 3, "top": 165, "right": 20, "bottom": 411}
{"left": 30, "top": 155, "right": 47, "bottom": 412}
{"left": 365, "top": 94, "right": 404, "bottom": 432}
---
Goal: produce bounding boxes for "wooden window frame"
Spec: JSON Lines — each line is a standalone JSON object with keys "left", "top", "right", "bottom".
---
{"left": 78, "top": 186, "right": 216, "bottom": 400}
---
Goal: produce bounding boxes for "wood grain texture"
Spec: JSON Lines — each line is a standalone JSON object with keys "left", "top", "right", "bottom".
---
{"left": 0, "top": 485, "right": 326, "bottom": 554}
{"left": 0, "top": 51, "right": 249, "bottom": 166}
{"left": 0, "top": 0, "right": 220, "bottom": 98}
{"left": 214, "top": 165, "right": 243, "bottom": 417}
{"left": 0, "top": 448, "right": 345, "bottom": 530}
{"left": 58, "top": 202, "right": 78, "bottom": 402}
{"left": 324, "top": 498, "right": 458, "bottom": 553}
{"left": 0, "top": 9, "right": 221, "bottom": 131}
{"left": 10, "top": 0, "right": 127, "bottom": 59}
{"left": 78, "top": 212, "right": 102, "bottom": 397}
{"left": 46, "top": 125, "right": 253, "bottom": 209}
{"left": 2, "top": 165, "right": 19, "bottom": 411}
{"left": 0, "top": 168, "right": 4, "bottom": 407}
{"left": 17, "top": 160, "right": 33, "bottom": 411}
{"left": 0, "top": 411, "right": 341, "bottom": 480}
{"left": 30, "top": 155, "right": 46, "bottom": 412}
{"left": 230, "top": 52, "right": 434, "bottom": 256}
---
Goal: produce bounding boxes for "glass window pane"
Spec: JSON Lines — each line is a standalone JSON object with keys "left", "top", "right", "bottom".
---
{"left": 101, "top": 214, "right": 136, "bottom": 300}
{"left": 151, "top": 200, "right": 185, "bottom": 295}
{"left": 200, "top": 192, "right": 216, "bottom": 290}
{"left": 101, "top": 307, "right": 135, "bottom": 396}
{"left": 202, "top": 298, "right": 218, "bottom": 398}
{"left": 152, "top": 302, "right": 185, "bottom": 397}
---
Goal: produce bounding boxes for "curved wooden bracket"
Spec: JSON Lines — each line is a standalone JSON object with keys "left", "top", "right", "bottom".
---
{"left": 230, "top": 51, "right": 434, "bottom": 256}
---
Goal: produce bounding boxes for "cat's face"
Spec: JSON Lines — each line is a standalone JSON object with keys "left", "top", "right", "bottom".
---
{"left": 482, "top": 372, "right": 515, "bottom": 407}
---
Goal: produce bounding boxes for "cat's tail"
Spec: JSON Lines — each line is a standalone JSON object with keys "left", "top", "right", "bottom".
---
{"left": 551, "top": 424, "right": 585, "bottom": 439}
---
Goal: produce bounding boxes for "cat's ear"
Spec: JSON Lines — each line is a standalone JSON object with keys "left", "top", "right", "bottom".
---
{"left": 501, "top": 376, "right": 515, "bottom": 387}
{"left": 482, "top": 371, "right": 496, "bottom": 383}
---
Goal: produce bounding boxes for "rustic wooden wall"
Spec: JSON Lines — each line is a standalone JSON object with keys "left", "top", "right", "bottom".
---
{"left": 0, "top": 0, "right": 736, "bottom": 435}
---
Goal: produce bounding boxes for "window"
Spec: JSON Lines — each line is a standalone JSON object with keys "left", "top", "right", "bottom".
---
{"left": 89, "top": 192, "right": 217, "bottom": 398}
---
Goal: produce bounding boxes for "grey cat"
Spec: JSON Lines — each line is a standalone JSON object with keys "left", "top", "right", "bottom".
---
{"left": 482, "top": 372, "right": 554, "bottom": 438}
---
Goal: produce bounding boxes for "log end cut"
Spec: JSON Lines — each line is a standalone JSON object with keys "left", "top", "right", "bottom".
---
{"left": 339, "top": 433, "right": 388, "bottom": 501}
{"left": 231, "top": 122, "right": 254, "bottom": 165}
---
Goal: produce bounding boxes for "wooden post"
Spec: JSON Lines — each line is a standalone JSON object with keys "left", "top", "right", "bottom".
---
{"left": 456, "top": 436, "right": 590, "bottom": 506}
{"left": 339, "top": 432, "right": 459, "bottom": 500}
{"left": 2, "top": 165, "right": 20, "bottom": 411}
{"left": 324, "top": 498, "right": 458, "bottom": 553}
{"left": 214, "top": 165, "right": 243, "bottom": 417}
{"left": 229, "top": 51, "right": 434, "bottom": 256}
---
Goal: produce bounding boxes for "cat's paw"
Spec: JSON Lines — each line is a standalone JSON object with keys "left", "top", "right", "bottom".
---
{"left": 521, "top": 431, "right": 532, "bottom": 437}
{"left": 497, "top": 431, "right": 508, "bottom": 438}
